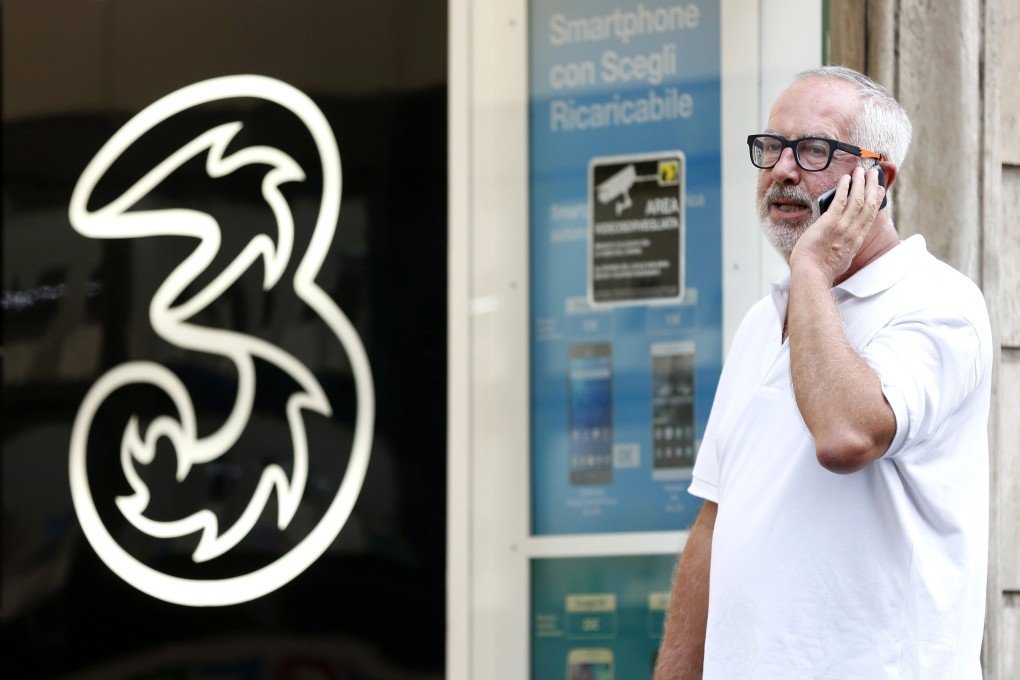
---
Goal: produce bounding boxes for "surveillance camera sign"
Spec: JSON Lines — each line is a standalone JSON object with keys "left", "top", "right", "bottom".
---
{"left": 588, "top": 152, "right": 685, "bottom": 306}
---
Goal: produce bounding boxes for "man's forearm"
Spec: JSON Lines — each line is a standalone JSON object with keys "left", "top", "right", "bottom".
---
{"left": 788, "top": 262, "right": 894, "bottom": 473}
{"left": 654, "top": 501, "right": 716, "bottom": 680}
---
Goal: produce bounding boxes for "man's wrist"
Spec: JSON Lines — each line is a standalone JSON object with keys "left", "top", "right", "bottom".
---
{"left": 790, "top": 253, "right": 839, "bottom": 289}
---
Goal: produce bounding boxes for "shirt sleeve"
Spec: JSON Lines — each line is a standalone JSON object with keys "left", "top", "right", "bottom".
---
{"left": 689, "top": 427, "right": 720, "bottom": 502}
{"left": 687, "top": 301, "right": 774, "bottom": 502}
{"left": 863, "top": 313, "right": 985, "bottom": 461}
{"left": 689, "top": 336, "right": 738, "bottom": 504}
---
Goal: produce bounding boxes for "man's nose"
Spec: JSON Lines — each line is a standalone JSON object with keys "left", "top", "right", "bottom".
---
{"left": 770, "top": 147, "right": 800, "bottom": 184}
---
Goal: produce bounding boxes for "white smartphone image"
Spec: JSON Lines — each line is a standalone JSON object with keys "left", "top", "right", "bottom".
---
{"left": 651, "top": 340, "right": 696, "bottom": 482}
{"left": 567, "top": 647, "right": 614, "bottom": 680}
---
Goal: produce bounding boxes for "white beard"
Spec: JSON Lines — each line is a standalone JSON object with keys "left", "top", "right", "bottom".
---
{"left": 757, "top": 185, "right": 820, "bottom": 258}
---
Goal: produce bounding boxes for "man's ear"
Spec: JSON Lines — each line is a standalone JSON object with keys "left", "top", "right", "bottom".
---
{"left": 878, "top": 160, "right": 897, "bottom": 190}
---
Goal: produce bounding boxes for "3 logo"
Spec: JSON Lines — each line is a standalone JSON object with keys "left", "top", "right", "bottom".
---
{"left": 67, "top": 75, "right": 374, "bottom": 606}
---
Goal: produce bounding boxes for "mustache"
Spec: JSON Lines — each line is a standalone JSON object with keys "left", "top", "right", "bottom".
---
{"left": 764, "top": 184, "right": 814, "bottom": 206}
{"left": 757, "top": 184, "right": 817, "bottom": 221}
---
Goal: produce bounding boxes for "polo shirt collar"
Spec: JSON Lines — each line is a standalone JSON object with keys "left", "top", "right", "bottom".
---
{"left": 769, "top": 235, "right": 928, "bottom": 325}
{"left": 834, "top": 234, "right": 926, "bottom": 298}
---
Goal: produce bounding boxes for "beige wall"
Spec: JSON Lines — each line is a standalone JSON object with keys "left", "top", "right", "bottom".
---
{"left": 998, "top": 0, "right": 1020, "bottom": 655}
{"left": 829, "top": 0, "right": 1020, "bottom": 677}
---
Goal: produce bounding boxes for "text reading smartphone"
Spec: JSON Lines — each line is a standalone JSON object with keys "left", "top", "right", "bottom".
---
{"left": 818, "top": 165, "right": 886, "bottom": 214}
{"left": 567, "top": 647, "right": 614, "bottom": 680}
{"left": 568, "top": 343, "right": 614, "bottom": 486}
{"left": 651, "top": 341, "right": 696, "bottom": 481}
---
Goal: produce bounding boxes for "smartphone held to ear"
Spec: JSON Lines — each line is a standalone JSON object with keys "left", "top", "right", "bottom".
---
{"left": 819, "top": 166, "right": 887, "bottom": 214}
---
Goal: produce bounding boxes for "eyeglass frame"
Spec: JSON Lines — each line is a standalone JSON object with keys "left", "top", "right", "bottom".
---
{"left": 746, "top": 133, "right": 886, "bottom": 172}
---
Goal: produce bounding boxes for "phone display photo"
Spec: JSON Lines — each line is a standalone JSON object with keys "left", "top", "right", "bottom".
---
{"left": 568, "top": 343, "right": 614, "bottom": 486}
{"left": 567, "top": 647, "right": 614, "bottom": 680}
{"left": 818, "top": 164, "right": 886, "bottom": 214}
{"left": 651, "top": 341, "right": 696, "bottom": 481}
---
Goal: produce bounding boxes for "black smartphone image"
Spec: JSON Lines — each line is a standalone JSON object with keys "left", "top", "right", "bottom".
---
{"left": 651, "top": 341, "right": 696, "bottom": 481}
{"left": 818, "top": 165, "right": 887, "bottom": 214}
{"left": 568, "top": 342, "right": 614, "bottom": 486}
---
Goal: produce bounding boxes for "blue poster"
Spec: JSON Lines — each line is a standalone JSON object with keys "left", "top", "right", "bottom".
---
{"left": 532, "top": 555, "right": 677, "bottom": 680}
{"left": 530, "top": 0, "right": 722, "bottom": 534}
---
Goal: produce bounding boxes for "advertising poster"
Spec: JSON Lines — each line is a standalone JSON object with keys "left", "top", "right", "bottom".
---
{"left": 532, "top": 555, "right": 676, "bottom": 680}
{"left": 530, "top": 0, "right": 722, "bottom": 534}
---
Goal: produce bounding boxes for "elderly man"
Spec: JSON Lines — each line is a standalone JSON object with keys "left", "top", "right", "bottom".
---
{"left": 654, "top": 66, "right": 992, "bottom": 679}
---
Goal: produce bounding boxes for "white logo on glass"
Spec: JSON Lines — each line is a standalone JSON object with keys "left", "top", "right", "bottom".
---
{"left": 67, "top": 75, "right": 374, "bottom": 606}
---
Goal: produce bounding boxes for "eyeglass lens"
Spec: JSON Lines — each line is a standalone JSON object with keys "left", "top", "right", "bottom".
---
{"left": 750, "top": 136, "right": 836, "bottom": 171}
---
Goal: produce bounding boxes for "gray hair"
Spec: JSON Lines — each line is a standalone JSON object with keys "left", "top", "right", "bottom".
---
{"left": 792, "top": 65, "right": 912, "bottom": 168}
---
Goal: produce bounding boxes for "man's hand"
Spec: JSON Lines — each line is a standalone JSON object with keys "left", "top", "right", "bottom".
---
{"left": 790, "top": 165, "right": 886, "bottom": 284}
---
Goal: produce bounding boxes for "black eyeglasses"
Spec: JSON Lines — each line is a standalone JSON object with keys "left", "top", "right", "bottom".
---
{"left": 747, "top": 134, "right": 885, "bottom": 172}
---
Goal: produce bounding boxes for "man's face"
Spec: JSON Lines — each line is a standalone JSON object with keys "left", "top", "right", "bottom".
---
{"left": 757, "top": 79, "right": 862, "bottom": 258}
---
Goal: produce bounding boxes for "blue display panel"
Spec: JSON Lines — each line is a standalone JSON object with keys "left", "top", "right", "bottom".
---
{"left": 530, "top": 0, "right": 722, "bottom": 534}
{"left": 532, "top": 555, "right": 677, "bottom": 680}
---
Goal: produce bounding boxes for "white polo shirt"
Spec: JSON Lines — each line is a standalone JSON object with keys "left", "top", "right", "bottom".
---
{"left": 690, "top": 235, "right": 992, "bottom": 680}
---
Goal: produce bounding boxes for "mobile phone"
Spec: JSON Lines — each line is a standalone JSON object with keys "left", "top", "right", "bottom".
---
{"left": 568, "top": 343, "right": 614, "bottom": 486}
{"left": 818, "top": 165, "right": 887, "bottom": 214}
{"left": 567, "top": 647, "right": 614, "bottom": 680}
{"left": 651, "top": 341, "right": 696, "bottom": 481}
